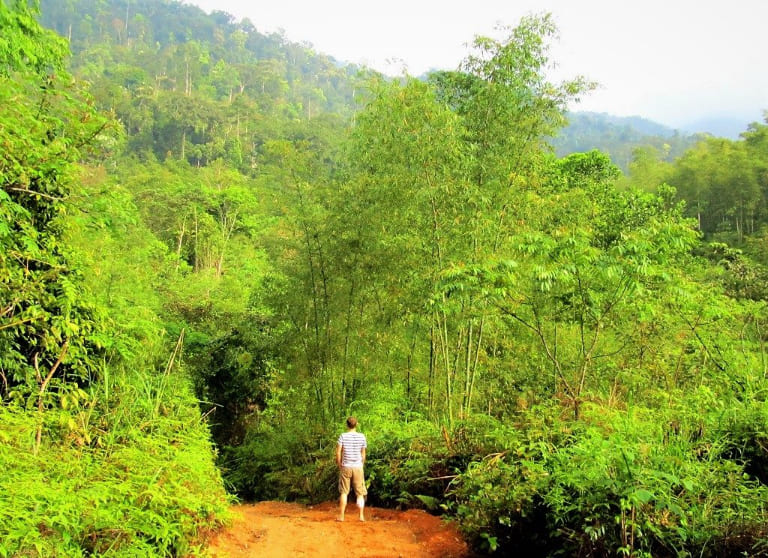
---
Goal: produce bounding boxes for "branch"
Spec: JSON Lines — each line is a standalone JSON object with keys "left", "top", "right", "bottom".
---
{"left": 0, "top": 316, "right": 39, "bottom": 331}
{"left": 577, "top": 320, "right": 602, "bottom": 397}
{"left": 593, "top": 338, "right": 631, "bottom": 360}
{"left": 496, "top": 303, "right": 574, "bottom": 398}
{"left": 7, "top": 187, "right": 66, "bottom": 201}
{"left": 679, "top": 312, "right": 726, "bottom": 372}
{"left": 72, "top": 120, "right": 111, "bottom": 150}
{"left": 8, "top": 250, "right": 67, "bottom": 271}
{"left": 35, "top": 340, "right": 70, "bottom": 454}
{"left": 38, "top": 341, "right": 70, "bottom": 408}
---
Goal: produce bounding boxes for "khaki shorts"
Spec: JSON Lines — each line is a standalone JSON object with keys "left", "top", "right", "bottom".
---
{"left": 338, "top": 466, "right": 367, "bottom": 497}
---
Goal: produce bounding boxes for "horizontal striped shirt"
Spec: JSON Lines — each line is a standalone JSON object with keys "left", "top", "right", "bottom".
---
{"left": 337, "top": 431, "right": 367, "bottom": 468}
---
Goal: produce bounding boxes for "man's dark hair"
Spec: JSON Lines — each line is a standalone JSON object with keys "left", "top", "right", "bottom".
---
{"left": 346, "top": 416, "right": 358, "bottom": 429}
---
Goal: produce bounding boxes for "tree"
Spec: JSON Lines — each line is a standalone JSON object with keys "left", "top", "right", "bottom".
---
{"left": 671, "top": 138, "right": 760, "bottom": 240}
{"left": 345, "top": 77, "right": 466, "bottom": 416}
{"left": 624, "top": 145, "right": 673, "bottom": 191}
{"left": 332, "top": 15, "right": 593, "bottom": 424}
{"left": 259, "top": 130, "right": 339, "bottom": 418}
{"left": 448, "top": 186, "right": 699, "bottom": 418}
{"left": 0, "top": 0, "right": 68, "bottom": 75}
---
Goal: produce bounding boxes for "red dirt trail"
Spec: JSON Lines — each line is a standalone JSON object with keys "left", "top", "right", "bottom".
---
{"left": 205, "top": 501, "right": 472, "bottom": 557}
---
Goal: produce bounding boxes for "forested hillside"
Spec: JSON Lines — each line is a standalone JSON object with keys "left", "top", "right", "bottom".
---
{"left": 553, "top": 112, "right": 703, "bottom": 171}
{"left": 3, "top": 0, "right": 768, "bottom": 555}
{"left": 38, "top": 0, "right": 369, "bottom": 168}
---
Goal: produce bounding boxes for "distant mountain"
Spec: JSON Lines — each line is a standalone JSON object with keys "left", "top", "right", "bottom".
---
{"left": 589, "top": 113, "right": 681, "bottom": 137}
{"left": 552, "top": 112, "right": 705, "bottom": 171}
{"left": 680, "top": 116, "right": 752, "bottom": 140}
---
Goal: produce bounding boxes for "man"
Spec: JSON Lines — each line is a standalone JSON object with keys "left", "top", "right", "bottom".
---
{"left": 336, "top": 416, "right": 367, "bottom": 521}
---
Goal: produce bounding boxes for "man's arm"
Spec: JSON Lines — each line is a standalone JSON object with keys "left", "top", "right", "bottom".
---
{"left": 336, "top": 442, "right": 343, "bottom": 468}
{"left": 361, "top": 446, "right": 366, "bottom": 464}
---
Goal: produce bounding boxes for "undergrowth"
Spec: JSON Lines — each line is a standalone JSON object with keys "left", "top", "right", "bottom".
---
{"left": 224, "top": 386, "right": 768, "bottom": 557}
{"left": 0, "top": 366, "right": 231, "bottom": 557}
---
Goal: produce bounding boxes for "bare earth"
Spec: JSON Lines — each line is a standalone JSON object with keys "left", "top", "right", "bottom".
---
{"left": 205, "top": 501, "right": 472, "bottom": 558}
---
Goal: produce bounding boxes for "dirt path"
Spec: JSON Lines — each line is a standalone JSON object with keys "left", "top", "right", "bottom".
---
{"left": 205, "top": 501, "right": 472, "bottom": 557}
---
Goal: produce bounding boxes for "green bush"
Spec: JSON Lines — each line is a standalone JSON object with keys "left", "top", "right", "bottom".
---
{"left": 221, "top": 419, "right": 337, "bottom": 503}
{"left": 222, "top": 384, "right": 455, "bottom": 508}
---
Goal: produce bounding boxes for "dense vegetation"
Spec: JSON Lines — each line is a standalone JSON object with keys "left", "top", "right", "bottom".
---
{"left": 2, "top": 0, "right": 768, "bottom": 555}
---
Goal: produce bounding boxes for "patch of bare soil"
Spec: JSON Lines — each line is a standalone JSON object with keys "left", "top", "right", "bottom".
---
{"left": 205, "top": 501, "right": 472, "bottom": 557}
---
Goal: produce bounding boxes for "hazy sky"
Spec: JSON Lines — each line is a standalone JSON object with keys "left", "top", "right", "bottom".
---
{"left": 184, "top": 0, "right": 767, "bottom": 130}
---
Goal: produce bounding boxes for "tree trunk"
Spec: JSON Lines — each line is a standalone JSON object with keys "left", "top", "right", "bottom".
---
{"left": 175, "top": 215, "right": 186, "bottom": 269}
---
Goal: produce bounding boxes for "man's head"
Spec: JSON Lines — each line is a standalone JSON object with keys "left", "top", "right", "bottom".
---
{"left": 346, "top": 416, "right": 358, "bottom": 429}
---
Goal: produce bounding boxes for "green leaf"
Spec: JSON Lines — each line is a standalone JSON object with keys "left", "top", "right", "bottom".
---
{"left": 415, "top": 494, "right": 440, "bottom": 510}
{"left": 631, "top": 488, "right": 654, "bottom": 504}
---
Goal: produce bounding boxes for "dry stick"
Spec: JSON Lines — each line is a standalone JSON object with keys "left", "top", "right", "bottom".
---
{"left": 164, "top": 329, "right": 185, "bottom": 376}
{"left": 174, "top": 215, "right": 186, "bottom": 270}
{"left": 8, "top": 187, "right": 66, "bottom": 201}
{"left": 427, "top": 474, "right": 459, "bottom": 481}
{"left": 35, "top": 341, "right": 70, "bottom": 454}
{"left": 156, "top": 329, "right": 185, "bottom": 416}
{"left": 200, "top": 401, "right": 217, "bottom": 419}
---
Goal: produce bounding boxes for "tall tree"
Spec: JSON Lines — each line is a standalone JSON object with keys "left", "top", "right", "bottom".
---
{"left": 334, "top": 15, "right": 593, "bottom": 423}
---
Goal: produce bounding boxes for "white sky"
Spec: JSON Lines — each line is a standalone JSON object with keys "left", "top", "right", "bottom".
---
{"left": 185, "top": 0, "right": 768, "bottom": 129}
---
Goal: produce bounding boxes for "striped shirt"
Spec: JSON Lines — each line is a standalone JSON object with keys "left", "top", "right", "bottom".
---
{"left": 337, "top": 431, "right": 367, "bottom": 467}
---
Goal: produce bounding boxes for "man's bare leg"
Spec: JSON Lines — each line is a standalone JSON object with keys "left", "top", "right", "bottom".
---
{"left": 356, "top": 495, "right": 365, "bottom": 521}
{"left": 338, "top": 493, "right": 348, "bottom": 521}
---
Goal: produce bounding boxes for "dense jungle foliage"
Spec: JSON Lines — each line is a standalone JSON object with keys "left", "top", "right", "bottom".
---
{"left": 0, "top": 1, "right": 230, "bottom": 555}
{"left": 2, "top": 0, "right": 768, "bottom": 555}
